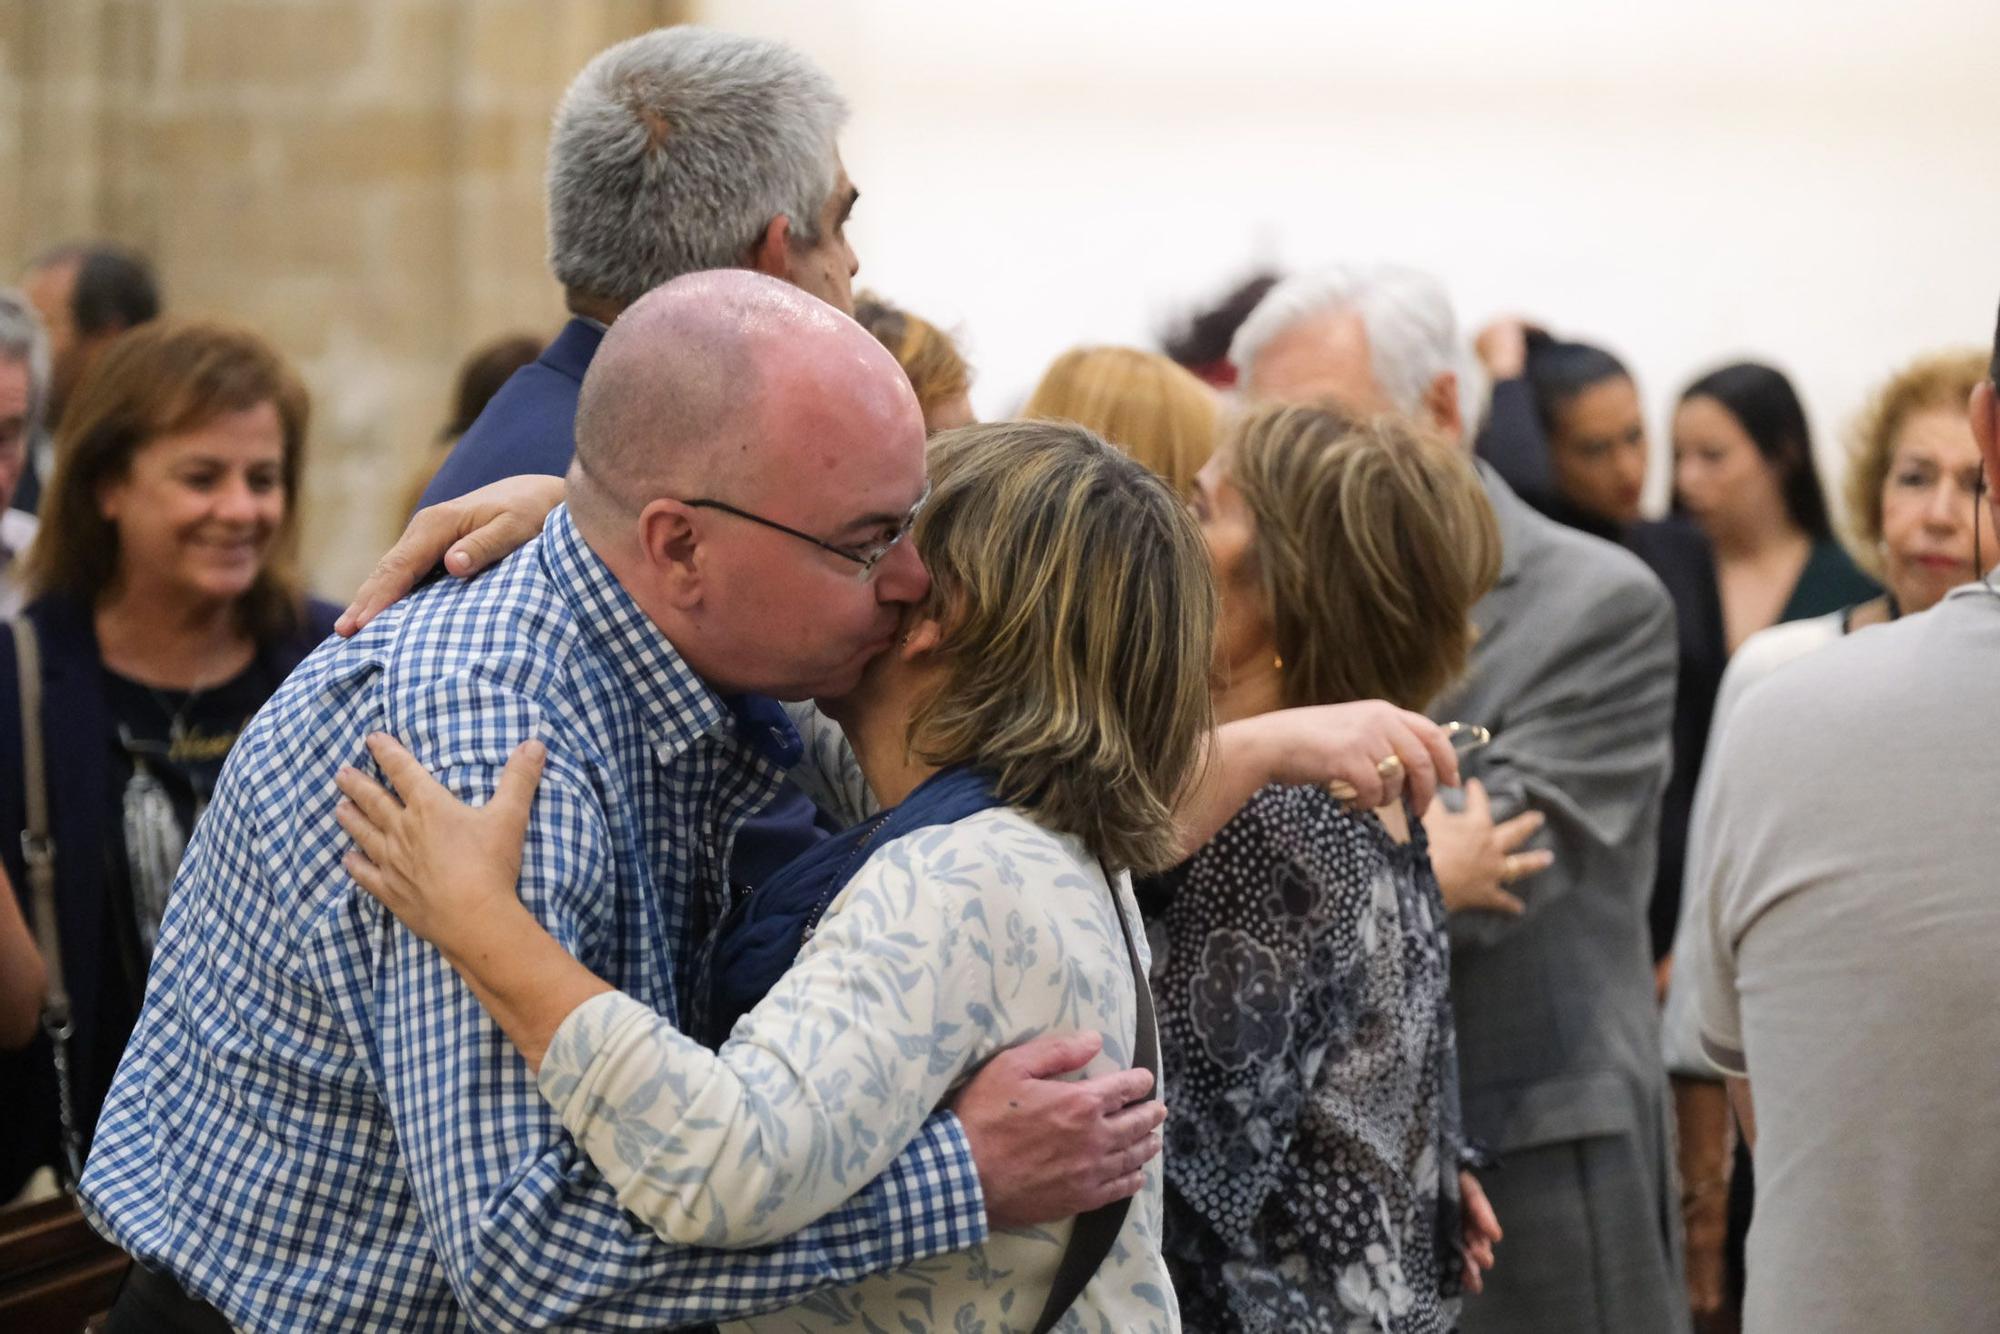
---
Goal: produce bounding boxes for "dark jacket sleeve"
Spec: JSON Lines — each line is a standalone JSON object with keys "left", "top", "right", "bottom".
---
{"left": 1475, "top": 378, "right": 1559, "bottom": 513}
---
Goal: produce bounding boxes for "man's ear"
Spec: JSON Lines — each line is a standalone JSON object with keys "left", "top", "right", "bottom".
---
{"left": 1424, "top": 370, "right": 1464, "bottom": 444}
{"left": 637, "top": 499, "right": 705, "bottom": 609}
{"left": 745, "top": 215, "right": 795, "bottom": 284}
{"left": 1971, "top": 381, "right": 2000, "bottom": 494}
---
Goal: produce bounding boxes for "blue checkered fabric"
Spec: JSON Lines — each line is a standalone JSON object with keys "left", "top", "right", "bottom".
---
{"left": 77, "top": 507, "right": 985, "bottom": 1331}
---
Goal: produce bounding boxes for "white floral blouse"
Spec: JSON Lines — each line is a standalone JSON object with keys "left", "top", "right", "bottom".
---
{"left": 537, "top": 807, "right": 1180, "bottom": 1333}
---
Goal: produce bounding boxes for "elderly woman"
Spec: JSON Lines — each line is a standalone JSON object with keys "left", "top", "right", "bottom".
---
{"left": 1662, "top": 345, "right": 1998, "bottom": 1326}
{"left": 0, "top": 319, "right": 336, "bottom": 1196}
{"left": 334, "top": 421, "right": 1207, "bottom": 1331}
{"left": 1025, "top": 345, "right": 1221, "bottom": 497}
{"left": 1146, "top": 402, "right": 1505, "bottom": 1332}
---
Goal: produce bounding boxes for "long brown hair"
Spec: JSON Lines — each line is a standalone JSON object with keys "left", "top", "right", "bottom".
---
{"left": 909, "top": 420, "right": 1216, "bottom": 874}
{"left": 25, "top": 318, "right": 311, "bottom": 641}
{"left": 1226, "top": 403, "right": 1501, "bottom": 712}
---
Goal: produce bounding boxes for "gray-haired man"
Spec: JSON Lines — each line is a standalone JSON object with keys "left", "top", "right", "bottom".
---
{"left": 1232, "top": 265, "right": 1688, "bottom": 1334}
{"left": 0, "top": 290, "right": 49, "bottom": 612}
{"left": 420, "top": 26, "right": 861, "bottom": 507}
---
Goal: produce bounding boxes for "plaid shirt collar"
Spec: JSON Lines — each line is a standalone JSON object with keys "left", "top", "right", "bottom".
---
{"left": 541, "top": 504, "right": 739, "bottom": 767}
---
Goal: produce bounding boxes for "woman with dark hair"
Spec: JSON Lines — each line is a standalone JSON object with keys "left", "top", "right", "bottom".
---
{"left": 1663, "top": 345, "right": 1997, "bottom": 1334}
{"left": 1673, "top": 361, "right": 1877, "bottom": 650}
{"left": 1474, "top": 324, "right": 1726, "bottom": 962}
{"left": 0, "top": 319, "right": 337, "bottom": 1197}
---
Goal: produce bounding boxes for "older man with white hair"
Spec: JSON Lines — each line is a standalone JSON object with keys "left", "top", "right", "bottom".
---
{"left": 1232, "top": 265, "right": 1688, "bottom": 1334}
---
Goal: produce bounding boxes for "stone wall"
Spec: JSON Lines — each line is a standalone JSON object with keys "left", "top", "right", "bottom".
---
{"left": 0, "top": 0, "right": 691, "bottom": 596}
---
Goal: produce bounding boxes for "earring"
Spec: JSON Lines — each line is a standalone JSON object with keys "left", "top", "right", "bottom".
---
{"left": 1273, "top": 652, "right": 1284, "bottom": 671}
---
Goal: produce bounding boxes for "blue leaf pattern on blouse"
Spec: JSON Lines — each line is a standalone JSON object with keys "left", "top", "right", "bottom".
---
{"left": 540, "top": 808, "right": 1179, "bottom": 1333}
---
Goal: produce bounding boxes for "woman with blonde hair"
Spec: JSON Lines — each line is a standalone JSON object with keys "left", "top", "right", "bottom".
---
{"left": 1149, "top": 402, "right": 1505, "bottom": 1331}
{"left": 0, "top": 319, "right": 336, "bottom": 1197}
{"left": 1840, "top": 348, "right": 1995, "bottom": 627}
{"left": 853, "top": 292, "right": 974, "bottom": 434}
{"left": 332, "top": 420, "right": 1204, "bottom": 1330}
{"left": 1025, "top": 345, "right": 1220, "bottom": 496}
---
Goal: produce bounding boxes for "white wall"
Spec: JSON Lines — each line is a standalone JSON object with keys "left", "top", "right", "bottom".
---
{"left": 707, "top": 0, "right": 2000, "bottom": 516}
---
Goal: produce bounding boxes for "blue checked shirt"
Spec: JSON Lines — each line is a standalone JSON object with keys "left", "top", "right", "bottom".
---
{"left": 78, "top": 507, "right": 986, "bottom": 1331}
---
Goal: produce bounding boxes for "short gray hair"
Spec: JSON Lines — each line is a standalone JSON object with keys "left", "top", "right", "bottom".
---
{"left": 547, "top": 26, "right": 849, "bottom": 308}
{"left": 1230, "top": 264, "right": 1484, "bottom": 438}
{"left": 0, "top": 288, "right": 51, "bottom": 436}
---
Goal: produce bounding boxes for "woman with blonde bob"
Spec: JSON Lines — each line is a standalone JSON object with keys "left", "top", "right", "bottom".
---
{"left": 1148, "top": 403, "right": 1505, "bottom": 1331}
{"left": 332, "top": 421, "right": 1204, "bottom": 1331}
{"left": 1025, "top": 344, "right": 1220, "bottom": 496}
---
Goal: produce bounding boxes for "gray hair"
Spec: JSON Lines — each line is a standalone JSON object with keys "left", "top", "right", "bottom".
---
{"left": 547, "top": 26, "right": 849, "bottom": 308}
{"left": 1230, "top": 264, "right": 1485, "bottom": 439}
{"left": 0, "top": 288, "right": 51, "bottom": 436}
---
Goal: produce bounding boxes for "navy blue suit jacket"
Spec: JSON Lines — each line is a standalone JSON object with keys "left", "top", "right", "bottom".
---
{"left": 417, "top": 318, "right": 605, "bottom": 509}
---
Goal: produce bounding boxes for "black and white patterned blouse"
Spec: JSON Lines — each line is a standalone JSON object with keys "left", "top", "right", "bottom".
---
{"left": 1139, "top": 783, "right": 1466, "bottom": 1333}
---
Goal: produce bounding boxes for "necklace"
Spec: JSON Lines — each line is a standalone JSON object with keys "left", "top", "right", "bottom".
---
{"left": 147, "top": 683, "right": 228, "bottom": 764}
{"left": 122, "top": 665, "right": 245, "bottom": 767}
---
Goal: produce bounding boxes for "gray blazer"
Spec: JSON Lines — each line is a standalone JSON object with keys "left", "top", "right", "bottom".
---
{"left": 1432, "top": 468, "right": 1688, "bottom": 1334}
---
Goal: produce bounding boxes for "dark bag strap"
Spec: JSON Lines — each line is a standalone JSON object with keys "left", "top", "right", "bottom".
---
{"left": 1029, "top": 863, "right": 1161, "bottom": 1334}
{"left": 12, "top": 614, "right": 86, "bottom": 1189}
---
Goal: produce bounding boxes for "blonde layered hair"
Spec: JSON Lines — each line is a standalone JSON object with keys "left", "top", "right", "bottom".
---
{"left": 908, "top": 420, "right": 1216, "bottom": 873}
{"left": 1024, "top": 345, "right": 1219, "bottom": 497}
{"left": 1227, "top": 403, "right": 1501, "bottom": 712}
{"left": 1843, "top": 348, "right": 1990, "bottom": 576}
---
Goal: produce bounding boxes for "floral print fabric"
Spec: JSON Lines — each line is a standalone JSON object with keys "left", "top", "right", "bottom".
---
{"left": 540, "top": 807, "right": 1179, "bottom": 1333}
{"left": 1140, "top": 784, "right": 1465, "bottom": 1333}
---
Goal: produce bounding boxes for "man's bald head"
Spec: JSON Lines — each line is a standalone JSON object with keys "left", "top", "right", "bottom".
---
{"left": 569, "top": 269, "right": 915, "bottom": 527}
{"left": 566, "top": 269, "right": 931, "bottom": 701}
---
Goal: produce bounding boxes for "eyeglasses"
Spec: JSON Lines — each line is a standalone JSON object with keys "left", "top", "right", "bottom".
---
{"left": 678, "top": 480, "right": 931, "bottom": 583}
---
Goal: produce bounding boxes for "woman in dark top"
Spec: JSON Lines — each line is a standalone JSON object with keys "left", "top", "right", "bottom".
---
{"left": 0, "top": 320, "right": 336, "bottom": 1196}
{"left": 1146, "top": 403, "right": 1505, "bottom": 1332}
{"left": 1474, "top": 325, "right": 1727, "bottom": 962}
{"left": 1673, "top": 360, "right": 1878, "bottom": 649}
